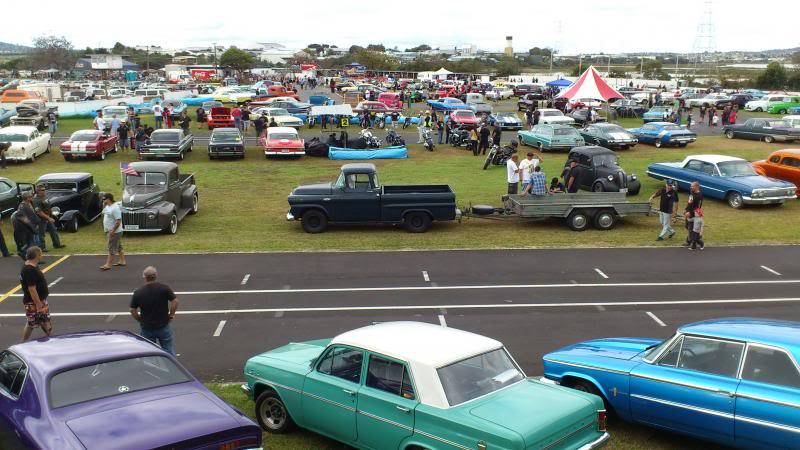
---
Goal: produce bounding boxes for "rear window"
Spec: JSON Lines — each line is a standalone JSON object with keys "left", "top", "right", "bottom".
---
{"left": 70, "top": 131, "right": 100, "bottom": 142}
{"left": 49, "top": 356, "right": 191, "bottom": 408}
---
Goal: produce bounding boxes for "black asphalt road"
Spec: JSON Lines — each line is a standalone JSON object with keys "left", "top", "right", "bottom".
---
{"left": 0, "top": 246, "right": 798, "bottom": 381}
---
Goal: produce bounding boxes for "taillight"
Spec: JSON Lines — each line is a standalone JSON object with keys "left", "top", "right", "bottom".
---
{"left": 219, "top": 437, "right": 258, "bottom": 450}
{"left": 597, "top": 410, "right": 607, "bottom": 432}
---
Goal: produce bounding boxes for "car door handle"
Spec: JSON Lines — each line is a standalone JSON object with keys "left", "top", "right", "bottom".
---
{"left": 396, "top": 405, "right": 411, "bottom": 413}
{"left": 342, "top": 389, "right": 355, "bottom": 396}
{"left": 322, "top": 198, "right": 331, "bottom": 201}
{"left": 714, "top": 389, "right": 734, "bottom": 397}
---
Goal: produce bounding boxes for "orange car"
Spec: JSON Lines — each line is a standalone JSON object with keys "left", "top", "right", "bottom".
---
{"left": 0, "top": 89, "right": 44, "bottom": 103}
{"left": 753, "top": 149, "right": 800, "bottom": 196}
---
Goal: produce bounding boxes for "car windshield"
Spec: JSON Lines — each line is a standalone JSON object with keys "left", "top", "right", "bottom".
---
{"left": 49, "top": 356, "right": 191, "bottom": 408}
{"left": 455, "top": 111, "right": 474, "bottom": 118}
{"left": 103, "top": 107, "right": 127, "bottom": 116}
{"left": 718, "top": 160, "right": 757, "bottom": 177}
{"left": 652, "top": 107, "right": 669, "bottom": 112}
{"left": 497, "top": 113, "right": 516, "bottom": 119}
{"left": 0, "top": 133, "right": 28, "bottom": 142}
{"left": 270, "top": 109, "right": 290, "bottom": 116}
{"left": 592, "top": 154, "right": 618, "bottom": 166}
{"left": 126, "top": 172, "right": 167, "bottom": 186}
{"left": 69, "top": 131, "right": 99, "bottom": 142}
{"left": 40, "top": 182, "right": 78, "bottom": 191}
{"left": 554, "top": 128, "right": 577, "bottom": 136}
{"left": 599, "top": 124, "right": 626, "bottom": 133}
{"left": 269, "top": 133, "right": 296, "bottom": 140}
{"left": 541, "top": 110, "right": 563, "bottom": 117}
{"left": 643, "top": 336, "right": 675, "bottom": 361}
{"left": 766, "top": 120, "right": 789, "bottom": 127}
{"left": 660, "top": 125, "right": 681, "bottom": 131}
{"left": 438, "top": 348, "right": 524, "bottom": 406}
{"left": 151, "top": 132, "right": 178, "bottom": 143}
{"left": 213, "top": 132, "right": 242, "bottom": 143}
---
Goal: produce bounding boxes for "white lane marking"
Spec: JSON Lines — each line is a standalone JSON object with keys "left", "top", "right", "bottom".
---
{"left": 594, "top": 268, "right": 609, "bottom": 279}
{"left": 48, "top": 277, "right": 63, "bottom": 288}
{"left": 761, "top": 266, "right": 782, "bottom": 276}
{"left": 438, "top": 314, "right": 448, "bottom": 327}
{"left": 213, "top": 320, "right": 227, "bottom": 337}
{"left": 422, "top": 271, "right": 430, "bottom": 282}
{"left": 7, "top": 297, "right": 800, "bottom": 317}
{"left": 105, "top": 314, "right": 116, "bottom": 323}
{"left": 595, "top": 305, "right": 606, "bottom": 311}
{"left": 646, "top": 311, "right": 667, "bottom": 327}
{"left": 240, "top": 274, "right": 251, "bottom": 285}
{"left": 274, "top": 311, "right": 284, "bottom": 318}
{"left": 282, "top": 285, "right": 291, "bottom": 290}
{"left": 22, "top": 279, "right": 800, "bottom": 298}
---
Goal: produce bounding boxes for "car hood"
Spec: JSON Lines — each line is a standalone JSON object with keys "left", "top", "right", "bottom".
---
{"left": 252, "top": 339, "right": 330, "bottom": 367}
{"left": 551, "top": 337, "right": 661, "bottom": 361}
{"left": 468, "top": 379, "right": 600, "bottom": 448}
{"left": 291, "top": 183, "right": 332, "bottom": 196}
{"left": 123, "top": 185, "right": 164, "bottom": 207}
{"left": 729, "top": 174, "right": 796, "bottom": 189}
{"left": 66, "top": 392, "right": 242, "bottom": 450}
{"left": 14, "top": 106, "right": 40, "bottom": 117}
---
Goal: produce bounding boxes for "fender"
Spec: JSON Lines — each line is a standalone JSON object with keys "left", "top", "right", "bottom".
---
{"left": 399, "top": 435, "right": 444, "bottom": 450}
{"left": 592, "top": 178, "right": 617, "bottom": 192}
{"left": 293, "top": 205, "right": 331, "bottom": 220}
{"left": 58, "top": 209, "right": 80, "bottom": 226}
{"left": 560, "top": 370, "right": 632, "bottom": 419}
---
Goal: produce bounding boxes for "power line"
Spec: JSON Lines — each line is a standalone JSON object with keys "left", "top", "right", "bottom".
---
{"left": 691, "top": 0, "right": 717, "bottom": 80}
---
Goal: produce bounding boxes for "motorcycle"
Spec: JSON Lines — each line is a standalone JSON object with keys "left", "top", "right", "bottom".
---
{"left": 449, "top": 127, "right": 470, "bottom": 148}
{"left": 421, "top": 127, "right": 435, "bottom": 151}
{"left": 385, "top": 128, "right": 405, "bottom": 146}
{"left": 359, "top": 129, "right": 382, "bottom": 148}
{"left": 483, "top": 141, "right": 518, "bottom": 170}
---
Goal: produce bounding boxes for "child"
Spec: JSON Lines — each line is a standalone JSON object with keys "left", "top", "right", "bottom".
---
{"left": 686, "top": 111, "right": 693, "bottom": 130}
{"left": 711, "top": 113, "right": 719, "bottom": 127}
{"left": 689, "top": 207, "right": 705, "bottom": 250}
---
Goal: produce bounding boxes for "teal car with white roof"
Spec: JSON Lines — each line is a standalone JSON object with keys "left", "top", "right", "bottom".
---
{"left": 518, "top": 124, "right": 585, "bottom": 152}
{"left": 242, "top": 321, "right": 610, "bottom": 450}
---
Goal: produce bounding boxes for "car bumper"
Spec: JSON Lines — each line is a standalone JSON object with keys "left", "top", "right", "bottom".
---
{"left": 286, "top": 212, "right": 296, "bottom": 221}
{"left": 61, "top": 151, "right": 101, "bottom": 156}
{"left": 139, "top": 151, "right": 182, "bottom": 158}
{"left": 578, "top": 432, "right": 611, "bottom": 450}
{"left": 265, "top": 150, "right": 305, "bottom": 156}
{"left": 742, "top": 195, "right": 795, "bottom": 204}
{"left": 549, "top": 143, "right": 581, "bottom": 150}
{"left": 5, "top": 155, "right": 31, "bottom": 161}
{"left": 666, "top": 138, "right": 696, "bottom": 145}
{"left": 770, "top": 135, "right": 800, "bottom": 142}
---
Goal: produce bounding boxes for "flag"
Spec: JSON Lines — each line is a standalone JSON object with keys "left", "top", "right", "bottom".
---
{"left": 120, "top": 163, "right": 138, "bottom": 176}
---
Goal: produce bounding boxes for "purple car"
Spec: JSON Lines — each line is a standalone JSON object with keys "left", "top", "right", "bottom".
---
{"left": 0, "top": 331, "right": 262, "bottom": 450}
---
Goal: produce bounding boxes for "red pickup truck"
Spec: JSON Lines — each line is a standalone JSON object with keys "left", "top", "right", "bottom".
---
{"left": 255, "top": 85, "right": 300, "bottom": 101}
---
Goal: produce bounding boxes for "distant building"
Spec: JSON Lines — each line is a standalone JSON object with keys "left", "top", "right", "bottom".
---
{"left": 504, "top": 36, "right": 513, "bottom": 57}
{"left": 75, "top": 56, "right": 139, "bottom": 72}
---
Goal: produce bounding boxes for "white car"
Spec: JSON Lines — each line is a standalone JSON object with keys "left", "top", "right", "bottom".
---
{"left": 783, "top": 115, "right": 800, "bottom": 128}
{"left": 537, "top": 108, "right": 576, "bottom": 125}
{"left": 251, "top": 107, "right": 304, "bottom": 128}
{"left": 0, "top": 126, "right": 51, "bottom": 162}
{"left": 101, "top": 106, "right": 130, "bottom": 124}
{"left": 745, "top": 94, "right": 794, "bottom": 112}
{"left": 258, "top": 96, "right": 298, "bottom": 105}
{"left": 486, "top": 87, "right": 514, "bottom": 101}
{"left": 686, "top": 93, "right": 731, "bottom": 108}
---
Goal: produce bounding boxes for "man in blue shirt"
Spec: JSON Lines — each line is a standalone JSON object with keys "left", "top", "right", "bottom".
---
{"left": 522, "top": 166, "right": 548, "bottom": 196}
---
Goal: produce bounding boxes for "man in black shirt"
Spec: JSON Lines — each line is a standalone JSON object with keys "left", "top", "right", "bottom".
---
{"left": 650, "top": 179, "right": 680, "bottom": 241}
{"left": 130, "top": 266, "right": 179, "bottom": 355}
{"left": 33, "top": 185, "right": 63, "bottom": 252}
{"left": 565, "top": 160, "right": 581, "bottom": 193}
{"left": 20, "top": 246, "right": 51, "bottom": 342}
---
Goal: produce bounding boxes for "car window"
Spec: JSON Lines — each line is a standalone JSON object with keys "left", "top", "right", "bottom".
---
{"left": 782, "top": 157, "right": 800, "bottom": 168}
{"left": 317, "top": 347, "right": 363, "bottom": 384}
{"left": 685, "top": 160, "right": 703, "bottom": 172}
{"left": 676, "top": 336, "right": 744, "bottom": 378}
{"left": 366, "top": 355, "right": 415, "bottom": 399}
{"left": 770, "top": 155, "right": 781, "bottom": 163}
{"left": 657, "top": 336, "right": 683, "bottom": 367}
{"left": 0, "top": 180, "right": 13, "bottom": 194}
{"left": 0, "top": 351, "right": 27, "bottom": 397}
{"left": 741, "top": 345, "right": 800, "bottom": 388}
{"left": 700, "top": 162, "right": 718, "bottom": 176}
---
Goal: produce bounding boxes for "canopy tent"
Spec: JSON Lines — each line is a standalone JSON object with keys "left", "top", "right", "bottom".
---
{"left": 557, "top": 66, "right": 624, "bottom": 101}
{"left": 546, "top": 78, "right": 573, "bottom": 87}
{"left": 433, "top": 68, "right": 453, "bottom": 79}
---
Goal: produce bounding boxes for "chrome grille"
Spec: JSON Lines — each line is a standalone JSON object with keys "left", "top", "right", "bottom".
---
{"left": 122, "top": 211, "right": 158, "bottom": 228}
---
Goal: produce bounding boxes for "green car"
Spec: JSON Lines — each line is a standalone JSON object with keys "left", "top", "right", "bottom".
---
{"left": 242, "top": 322, "right": 610, "bottom": 450}
{"left": 767, "top": 97, "right": 800, "bottom": 115}
{"left": 518, "top": 124, "right": 585, "bottom": 152}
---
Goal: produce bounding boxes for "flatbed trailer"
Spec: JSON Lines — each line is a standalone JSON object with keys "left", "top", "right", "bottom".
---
{"left": 466, "top": 192, "right": 653, "bottom": 231}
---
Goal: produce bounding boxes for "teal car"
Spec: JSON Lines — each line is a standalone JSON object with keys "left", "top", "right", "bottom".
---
{"left": 518, "top": 124, "right": 585, "bottom": 152}
{"left": 242, "top": 322, "right": 610, "bottom": 450}
{"left": 642, "top": 106, "right": 672, "bottom": 123}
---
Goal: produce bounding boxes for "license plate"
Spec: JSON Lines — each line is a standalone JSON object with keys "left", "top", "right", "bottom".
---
{"left": 124, "top": 225, "right": 139, "bottom": 230}
{"left": 281, "top": 149, "right": 288, "bottom": 153}
{"left": 620, "top": 188, "right": 628, "bottom": 193}
{"left": 74, "top": 154, "right": 86, "bottom": 157}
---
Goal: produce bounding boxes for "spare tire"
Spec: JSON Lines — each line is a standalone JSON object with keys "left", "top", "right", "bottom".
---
{"left": 471, "top": 205, "right": 496, "bottom": 216}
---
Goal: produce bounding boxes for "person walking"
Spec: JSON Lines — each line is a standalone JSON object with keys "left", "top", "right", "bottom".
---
{"left": 47, "top": 109, "right": 58, "bottom": 136}
{"left": 179, "top": 113, "right": 191, "bottom": 135}
{"left": 100, "top": 193, "right": 126, "bottom": 271}
{"left": 506, "top": 154, "right": 521, "bottom": 194}
{"left": 153, "top": 103, "right": 163, "bottom": 129}
{"left": 683, "top": 181, "right": 704, "bottom": 246}
{"left": 164, "top": 107, "right": 173, "bottom": 129}
{"left": 110, "top": 114, "right": 121, "bottom": 137}
{"left": 729, "top": 107, "right": 738, "bottom": 125}
{"left": 93, "top": 110, "right": 106, "bottom": 132}
{"left": 118, "top": 121, "right": 129, "bottom": 152}
{"left": 33, "top": 185, "right": 63, "bottom": 252}
{"left": 134, "top": 124, "right": 148, "bottom": 153}
{"left": 436, "top": 117, "right": 444, "bottom": 144}
{"left": 241, "top": 106, "right": 250, "bottom": 131}
{"left": 649, "top": 179, "right": 680, "bottom": 241}
{"left": 469, "top": 127, "right": 479, "bottom": 156}
{"left": 129, "top": 266, "right": 179, "bottom": 355}
{"left": 688, "top": 207, "right": 705, "bottom": 250}
{"left": 478, "top": 124, "right": 490, "bottom": 155}
{"left": 533, "top": 108, "right": 541, "bottom": 126}
{"left": 20, "top": 246, "right": 52, "bottom": 342}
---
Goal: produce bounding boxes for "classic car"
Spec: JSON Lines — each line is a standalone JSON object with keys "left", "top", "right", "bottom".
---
{"left": 287, "top": 164, "right": 457, "bottom": 233}
{"left": 100, "top": 105, "right": 130, "bottom": 125}
{"left": 513, "top": 84, "right": 541, "bottom": 96}
{"left": 542, "top": 318, "right": 800, "bottom": 450}
{"left": 487, "top": 112, "right": 523, "bottom": 130}
{"left": 518, "top": 124, "right": 585, "bottom": 152}
{"left": 207, "top": 106, "right": 236, "bottom": 129}
{"left": 647, "top": 154, "right": 797, "bottom": 208}
{"left": 34, "top": 173, "right": 103, "bottom": 232}
{"left": 746, "top": 94, "right": 794, "bottom": 112}
{"left": 517, "top": 92, "right": 547, "bottom": 111}
{"left": 377, "top": 92, "right": 403, "bottom": 109}
{"left": 121, "top": 161, "right": 198, "bottom": 234}
{"left": 212, "top": 86, "right": 257, "bottom": 104}
{"left": 537, "top": 108, "right": 576, "bottom": 125}
{"left": 434, "top": 85, "right": 457, "bottom": 98}
{"left": 784, "top": 115, "right": 800, "bottom": 127}
{"left": 579, "top": 123, "right": 638, "bottom": 150}
{"left": 200, "top": 100, "right": 223, "bottom": 114}
{"left": 628, "top": 122, "right": 697, "bottom": 148}
{"left": 9, "top": 99, "right": 58, "bottom": 130}
{"left": 563, "top": 146, "right": 641, "bottom": 195}
{"left": 243, "top": 321, "right": 609, "bottom": 450}
{"left": 642, "top": 106, "right": 673, "bottom": 123}
{"left": 208, "top": 127, "right": 245, "bottom": 159}
{"left": 0, "top": 126, "right": 51, "bottom": 162}
{"left": 63, "top": 90, "right": 88, "bottom": 102}
{"left": 448, "top": 110, "right": 479, "bottom": 129}
{"left": 257, "top": 85, "right": 299, "bottom": 100}
{"left": 139, "top": 129, "right": 194, "bottom": 160}
{"left": 264, "top": 100, "right": 311, "bottom": 115}
{"left": 569, "top": 109, "right": 606, "bottom": 126}
{"left": 352, "top": 101, "right": 397, "bottom": 114}
{"left": 160, "top": 99, "right": 189, "bottom": 118}
{"left": 261, "top": 126, "right": 304, "bottom": 158}
{"left": 752, "top": 149, "right": 800, "bottom": 195}
{"left": 0, "top": 177, "right": 29, "bottom": 218}
{"left": 485, "top": 86, "right": 515, "bottom": 101}
{"left": 686, "top": 93, "right": 731, "bottom": 108}
{"left": 767, "top": 96, "right": 800, "bottom": 114}
{"left": 251, "top": 107, "right": 304, "bottom": 128}
{"left": 0, "top": 331, "right": 261, "bottom": 450}
{"left": 723, "top": 118, "right": 800, "bottom": 143}
{"left": 464, "top": 93, "right": 492, "bottom": 114}
{"left": 426, "top": 97, "right": 472, "bottom": 112}
{"left": 729, "top": 93, "right": 754, "bottom": 108}
{"left": 60, "top": 130, "right": 118, "bottom": 161}
{"left": 0, "top": 107, "right": 15, "bottom": 127}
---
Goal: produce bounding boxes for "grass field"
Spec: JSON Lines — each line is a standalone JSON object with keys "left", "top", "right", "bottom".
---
{"left": 2, "top": 111, "right": 798, "bottom": 256}
{"left": 206, "top": 383, "right": 723, "bottom": 450}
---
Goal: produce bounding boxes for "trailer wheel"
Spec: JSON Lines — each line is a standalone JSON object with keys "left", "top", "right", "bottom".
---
{"left": 593, "top": 210, "right": 616, "bottom": 230}
{"left": 566, "top": 210, "right": 590, "bottom": 231}
{"left": 404, "top": 212, "right": 431, "bottom": 233}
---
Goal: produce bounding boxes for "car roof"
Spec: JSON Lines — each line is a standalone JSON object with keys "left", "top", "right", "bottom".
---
{"left": 37, "top": 172, "right": 92, "bottom": 182}
{"left": 341, "top": 163, "right": 376, "bottom": 173}
{"left": 130, "top": 161, "right": 178, "bottom": 171}
{"left": 211, "top": 127, "right": 240, "bottom": 133}
{"left": 683, "top": 154, "right": 744, "bottom": 164}
{"left": 267, "top": 126, "right": 298, "bottom": 134}
{"left": 570, "top": 146, "right": 616, "bottom": 156}
{"left": 332, "top": 321, "right": 502, "bottom": 368}
{"left": 680, "top": 318, "right": 800, "bottom": 349}
{"left": 772, "top": 149, "right": 800, "bottom": 157}
{"left": 151, "top": 129, "right": 181, "bottom": 135}
{"left": 0, "top": 125, "right": 39, "bottom": 134}
{"left": 10, "top": 331, "right": 165, "bottom": 375}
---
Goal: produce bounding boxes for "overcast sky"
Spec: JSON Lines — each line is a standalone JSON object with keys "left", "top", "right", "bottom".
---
{"left": 7, "top": 0, "right": 799, "bottom": 55}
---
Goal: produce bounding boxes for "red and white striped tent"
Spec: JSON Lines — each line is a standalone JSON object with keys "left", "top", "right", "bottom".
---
{"left": 557, "top": 66, "right": 623, "bottom": 101}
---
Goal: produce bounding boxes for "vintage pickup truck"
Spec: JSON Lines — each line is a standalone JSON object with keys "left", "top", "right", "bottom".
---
{"left": 139, "top": 129, "right": 194, "bottom": 160}
{"left": 287, "top": 164, "right": 458, "bottom": 233}
{"left": 121, "top": 161, "right": 198, "bottom": 234}
{"left": 9, "top": 99, "right": 58, "bottom": 130}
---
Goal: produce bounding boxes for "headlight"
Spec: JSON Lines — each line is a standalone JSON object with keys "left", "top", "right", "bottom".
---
{"left": 51, "top": 207, "right": 61, "bottom": 216}
{"left": 147, "top": 212, "right": 156, "bottom": 220}
{"left": 607, "top": 175, "right": 614, "bottom": 181}
{"left": 632, "top": 175, "right": 638, "bottom": 180}
{"left": 751, "top": 190, "right": 763, "bottom": 198}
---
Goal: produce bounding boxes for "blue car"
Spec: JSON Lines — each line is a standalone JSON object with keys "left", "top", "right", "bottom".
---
{"left": 542, "top": 318, "right": 800, "bottom": 449}
{"left": 0, "top": 107, "right": 15, "bottom": 127}
{"left": 426, "top": 97, "right": 473, "bottom": 112}
{"left": 647, "top": 154, "right": 797, "bottom": 208}
{"left": 642, "top": 106, "right": 672, "bottom": 123}
{"left": 487, "top": 112, "right": 523, "bottom": 130}
{"left": 790, "top": 106, "right": 800, "bottom": 115}
{"left": 628, "top": 122, "right": 697, "bottom": 148}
